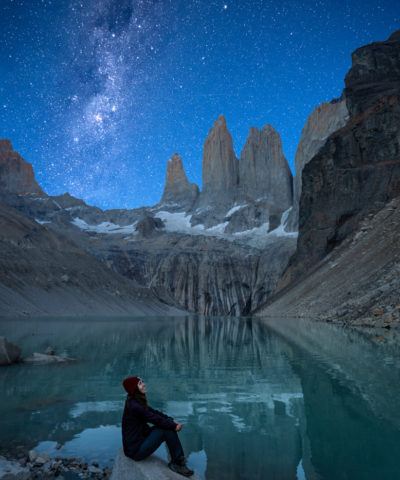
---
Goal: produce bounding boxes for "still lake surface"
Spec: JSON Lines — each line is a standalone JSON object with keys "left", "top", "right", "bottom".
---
{"left": 1, "top": 315, "right": 400, "bottom": 479}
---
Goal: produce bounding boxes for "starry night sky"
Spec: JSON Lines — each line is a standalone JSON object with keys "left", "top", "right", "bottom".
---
{"left": 1, "top": 0, "right": 399, "bottom": 209}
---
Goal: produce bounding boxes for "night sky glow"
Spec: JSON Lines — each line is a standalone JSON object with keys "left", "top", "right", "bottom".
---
{"left": 1, "top": 0, "right": 399, "bottom": 209}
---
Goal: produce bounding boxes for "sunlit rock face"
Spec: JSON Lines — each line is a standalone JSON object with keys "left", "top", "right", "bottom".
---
{"left": 160, "top": 153, "right": 199, "bottom": 210}
{"left": 0, "top": 139, "right": 44, "bottom": 196}
{"left": 285, "top": 98, "right": 349, "bottom": 231}
{"left": 200, "top": 115, "right": 239, "bottom": 206}
{"left": 239, "top": 124, "right": 292, "bottom": 209}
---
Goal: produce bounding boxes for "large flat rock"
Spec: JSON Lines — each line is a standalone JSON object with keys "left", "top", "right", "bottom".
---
{"left": 110, "top": 449, "right": 201, "bottom": 480}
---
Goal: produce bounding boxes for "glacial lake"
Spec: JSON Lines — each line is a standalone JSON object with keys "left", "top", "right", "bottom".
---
{"left": 1, "top": 315, "right": 400, "bottom": 480}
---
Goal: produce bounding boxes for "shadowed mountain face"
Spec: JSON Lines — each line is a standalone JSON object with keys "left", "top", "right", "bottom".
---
{"left": 257, "top": 30, "right": 400, "bottom": 325}
{"left": 285, "top": 99, "right": 349, "bottom": 231}
{"left": 291, "top": 30, "right": 400, "bottom": 278}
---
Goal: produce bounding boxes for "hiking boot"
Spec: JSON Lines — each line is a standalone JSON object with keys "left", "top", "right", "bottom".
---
{"left": 168, "top": 461, "right": 194, "bottom": 477}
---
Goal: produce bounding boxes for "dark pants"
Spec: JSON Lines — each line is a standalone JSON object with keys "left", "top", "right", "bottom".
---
{"left": 132, "top": 426, "right": 185, "bottom": 463}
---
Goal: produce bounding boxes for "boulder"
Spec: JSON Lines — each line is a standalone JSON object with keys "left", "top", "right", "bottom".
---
{"left": 110, "top": 449, "right": 201, "bottom": 480}
{"left": 0, "top": 337, "right": 21, "bottom": 366}
{"left": 136, "top": 216, "right": 165, "bottom": 238}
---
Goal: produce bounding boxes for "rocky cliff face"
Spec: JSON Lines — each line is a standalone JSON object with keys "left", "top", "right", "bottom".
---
{"left": 98, "top": 233, "right": 296, "bottom": 316}
{"left": 0, "top": 140, "right": 44, "bottom": 196}
{"left": 239, "top": 124, "right": 293, "bottom": 209}
{"left": 286, "top": 99, "right": 349, "bottom": 231}
{"left": 275, "top": 30, "right": 400, "bottom": 290}
{"left": 345, "top": 30, "right": 400, "bottom": 116}
{"left": 200, "top": 115, "right": 239, "bottom": 205}
{"left": 160, "top": 153, "right": 199, "bottom": 209}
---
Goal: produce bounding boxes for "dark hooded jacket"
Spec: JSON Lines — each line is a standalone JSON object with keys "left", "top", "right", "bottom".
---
{"left": 122, "top": 396, "right": 178, "bottom": 458}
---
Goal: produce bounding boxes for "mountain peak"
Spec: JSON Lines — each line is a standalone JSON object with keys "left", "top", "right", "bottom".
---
{"left": 201, "top": 115, "right": 238, "bottom": 203}
{"left": 239, "top": 124, "right": 292, "bottom": 207}
{"left": 160, "top": 153, "right": 199, "bottom": 209}
{"left": 0, "top": 139, "right": 45, "bottom": 196}
{"left": 0, "top": 139, "right": 13, "bottom": 153}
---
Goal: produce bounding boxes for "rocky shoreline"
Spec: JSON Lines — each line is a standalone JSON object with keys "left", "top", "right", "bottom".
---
{"left": 0, "top": 447, "right": 113, "bottom": 480}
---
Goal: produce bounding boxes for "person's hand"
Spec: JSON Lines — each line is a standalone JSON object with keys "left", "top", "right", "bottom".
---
{"left": 175, "top": 423, "right": 183, "bottom": 432}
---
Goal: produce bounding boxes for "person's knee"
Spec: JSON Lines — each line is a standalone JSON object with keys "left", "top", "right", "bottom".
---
{"left": 151, "top": 427, "right": 169, "bottom": 439}
{"left": 164, "top": 429, "right": 178, "bottom": 438}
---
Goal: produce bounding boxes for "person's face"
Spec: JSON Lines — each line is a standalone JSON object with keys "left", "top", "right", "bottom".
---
{"left": 137, "top": 378, "right": 146, "bottom": 394}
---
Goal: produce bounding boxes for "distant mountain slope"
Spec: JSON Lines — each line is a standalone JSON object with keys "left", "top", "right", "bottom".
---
{"left": 0, "top": 203, "right": 183, "bottom": 317}
{"left": 255, "top": 197, "right": 400, "bottom": 326}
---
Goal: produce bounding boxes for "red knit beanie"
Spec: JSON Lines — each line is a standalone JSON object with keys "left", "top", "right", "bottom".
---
{"left": 122, "top": 376, "right": 141, "bottom": 395}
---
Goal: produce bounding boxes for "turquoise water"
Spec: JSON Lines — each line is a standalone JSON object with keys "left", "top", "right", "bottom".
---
{"left": 1, "top": 316, "right": 400, "bottom": 479}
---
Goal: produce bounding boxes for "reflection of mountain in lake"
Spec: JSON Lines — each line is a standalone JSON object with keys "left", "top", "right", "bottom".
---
{"left": 1, "top": 317, "right": 400, "bottom": 478}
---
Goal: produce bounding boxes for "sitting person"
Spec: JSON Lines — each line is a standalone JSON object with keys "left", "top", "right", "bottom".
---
{"left": 121, "top": 375, "right": 194, "bottom": 477}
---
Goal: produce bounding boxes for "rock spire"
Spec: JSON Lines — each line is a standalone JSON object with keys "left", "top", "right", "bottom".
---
{"left": 160, "top": 153, "right": 199, "bottom": 209}
{"left": 239, "top": 124, "right": 293, "bottom": 209}
{"left": 201, "top": 115, "right": 238, "bottom": 204}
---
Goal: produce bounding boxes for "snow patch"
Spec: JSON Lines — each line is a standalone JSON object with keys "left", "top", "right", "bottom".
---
{"left": 268, "top": 207, "right": 298, "bottom": 238}
{"left": 207, "top": 221, "right": 229, "bottom": 234}
{"left": 226, "top": 204, "right": 247, "bottom": 217}
{"left": 195, "top": 206, "right": 211, "bottom": 214}
{"left": 155, "top": 211, "right": 232, "bottom": 236}
{"left": 233, "top": 223, "right": 271, "bottom": 248}
{"left": 71, "top": 217, "right": 137, "bottom": 234}
{"left": 35, "top": 218, "right": 51, "bottom": 225}
{"left": 155, "top": 211, "right": 205, "bottom": 234}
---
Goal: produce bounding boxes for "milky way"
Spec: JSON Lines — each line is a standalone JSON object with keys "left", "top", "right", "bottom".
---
{"left": 0, "top": 0, "right": 399, "bottom": 208}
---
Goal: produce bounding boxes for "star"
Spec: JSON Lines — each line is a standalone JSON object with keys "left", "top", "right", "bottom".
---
{"left": 94, "top": 113, "right": 103, "bottom": 124}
